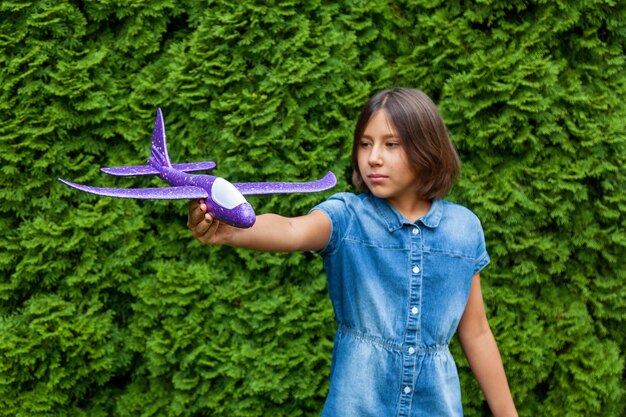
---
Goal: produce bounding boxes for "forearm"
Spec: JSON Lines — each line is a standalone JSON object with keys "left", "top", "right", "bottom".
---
{"left": 189, "top": 200, "right": 330, "bottom": 253}
{"left": 460, "top": 329, "right": 518, "bottom": 417}
{"left": 226, "top": 213, "right": 303, "bottom": 252}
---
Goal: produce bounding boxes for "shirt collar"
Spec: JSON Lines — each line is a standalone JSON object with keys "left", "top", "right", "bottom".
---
{"left": 369, "top": 194, "right": 443, "bottom": 232}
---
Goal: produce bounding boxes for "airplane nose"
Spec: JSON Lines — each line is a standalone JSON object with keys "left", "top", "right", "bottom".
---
{"left": 233, "top": 202, "right": 256, "bottom": 228}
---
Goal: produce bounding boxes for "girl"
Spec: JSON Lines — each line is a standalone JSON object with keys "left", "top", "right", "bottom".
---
{"left": 187, "top": 88, "right": 518, "bottom": 417}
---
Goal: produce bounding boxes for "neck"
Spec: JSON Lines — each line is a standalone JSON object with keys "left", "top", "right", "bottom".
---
{"left": 386, "top": 196, "right": 432, "bottom": 223}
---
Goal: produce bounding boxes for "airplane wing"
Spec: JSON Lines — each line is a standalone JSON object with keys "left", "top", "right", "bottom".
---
{"left": 234, "top": 171, "right": 337, "bottom": 195}
{"left": 58, "top": 179, "right": 208, "bottom": 200}
{"left": 101, "top": 161, "right": 217, "bottom": 177}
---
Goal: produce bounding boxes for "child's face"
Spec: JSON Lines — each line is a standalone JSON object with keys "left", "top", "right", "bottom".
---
{"left": 357, "top": 110, "right": 419, "bottom": 205}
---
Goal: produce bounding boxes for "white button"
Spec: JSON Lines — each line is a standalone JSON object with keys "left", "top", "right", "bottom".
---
{"left": 404, "top": 386, "right": 411, "bottom": 394}
{"left": 408, "top": 347, "right": 415, "bottom": 355}
{"left": 412, "top": 228, "right": 419, "bottom": 235}
{"left": 411, "top": 306, "right": 419, "bottom": 314}
{"left": 412, "top": 265, "right": 420, "bottom": 273}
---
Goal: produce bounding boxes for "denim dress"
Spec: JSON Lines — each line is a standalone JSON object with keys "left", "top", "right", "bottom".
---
{"left": 311, "top": 193, "right": 490, "bottom": 417}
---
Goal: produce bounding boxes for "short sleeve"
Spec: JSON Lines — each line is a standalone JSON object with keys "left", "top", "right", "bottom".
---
{"left": 308, "top": 192, "right": 354, "bottom": 256}
{"left": 474, "top": 218, "right": 490, "bottom": 275}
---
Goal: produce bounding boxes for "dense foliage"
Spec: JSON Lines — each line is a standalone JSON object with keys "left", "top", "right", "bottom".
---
{"left": 1, "top": 0, "right": 624, "bottom": 416}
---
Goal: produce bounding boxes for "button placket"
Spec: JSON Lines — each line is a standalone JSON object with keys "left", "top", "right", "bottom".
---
{"left": 398, "top": 226, "right": 423, "bottom": 415}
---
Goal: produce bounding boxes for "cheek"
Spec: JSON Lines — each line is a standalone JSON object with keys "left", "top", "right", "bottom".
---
{"left": 398, "top": 152, "right": 415, "bottom": 173}
{"left": 356, "top": 151, "right": 367, "bottom": 170}
{"left": 395, "top": 157, "right": 419, "bottom": 183}
{"left": 387, "top": 153, "right": 403, "bottom": 170}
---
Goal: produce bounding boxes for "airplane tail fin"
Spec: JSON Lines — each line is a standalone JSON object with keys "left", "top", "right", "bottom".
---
{"left": 148, "top": 108, "right": 172, "bottom": 169}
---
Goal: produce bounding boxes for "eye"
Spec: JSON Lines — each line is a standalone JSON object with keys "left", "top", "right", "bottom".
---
{"left": 386, "top": 141, "right": 400, "bottom": 148}
{"left": 359, "top": 140, "right": 372, "bottom": 148}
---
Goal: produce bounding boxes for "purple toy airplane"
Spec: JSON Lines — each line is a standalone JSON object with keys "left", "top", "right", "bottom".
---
{"left": 58, "top": 108, "right": 336, "bottom": 228}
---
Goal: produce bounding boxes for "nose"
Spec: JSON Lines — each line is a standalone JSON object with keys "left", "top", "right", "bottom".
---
{"left": 235, "top": 202, "right": 256, "bottom": 228}
{"left": 368, "top": 144, "right": 383, "bottom": 166}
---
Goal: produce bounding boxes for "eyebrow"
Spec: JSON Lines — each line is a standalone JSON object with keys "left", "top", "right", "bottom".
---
{"left": 361, "top": 133, "right": 399, "bottom": 140}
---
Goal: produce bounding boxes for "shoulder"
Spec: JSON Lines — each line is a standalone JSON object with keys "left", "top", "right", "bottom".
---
{"left": 320, "top": 192, "right": 366, "bottom": 205}
{"left": 438, "top": 201, "right": 490, "bottom": 271}
{"left": 439, "top": 200, "right": 483, "bottom": 227}
{"left": 435, "top": 200, "right": 487, "bottom": 251}
{"left": 312, "top": 192, "right": 370, "bottom": 216}
{"left": 309, "top": 193, "right": 372, "bottom": 255}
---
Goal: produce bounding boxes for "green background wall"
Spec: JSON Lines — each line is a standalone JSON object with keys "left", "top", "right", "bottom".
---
{"left": 1, "top": 1, "right": 625, "bottom": 416}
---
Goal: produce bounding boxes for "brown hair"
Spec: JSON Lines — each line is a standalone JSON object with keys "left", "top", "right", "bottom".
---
{"left": 351, "top": 88, "right": 461, "bottom": 200}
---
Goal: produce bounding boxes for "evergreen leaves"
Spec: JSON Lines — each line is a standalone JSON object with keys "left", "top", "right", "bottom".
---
{"left": 1, "top": 0, "right": 625, "bottom": 416}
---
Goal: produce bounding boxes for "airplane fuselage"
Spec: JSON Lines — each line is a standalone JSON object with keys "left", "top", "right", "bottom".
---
{"left": 158, "top": 165, "right": 256, "bottom": 228}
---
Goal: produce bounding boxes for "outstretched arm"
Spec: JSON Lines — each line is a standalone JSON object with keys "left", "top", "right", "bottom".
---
{"left": 187, "top": 199, "right": 331, "bottom": 252}
{"left": 457, "top": 274, "right": 518, "bottom": 417}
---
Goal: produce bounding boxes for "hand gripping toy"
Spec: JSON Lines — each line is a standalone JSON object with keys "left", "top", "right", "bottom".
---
{"left": 59, "top": 109, "right": 336, "bottom": 228}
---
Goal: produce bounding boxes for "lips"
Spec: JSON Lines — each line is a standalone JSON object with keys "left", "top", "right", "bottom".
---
{"left": 367, "top": 173, "right": 388, "bottom": 183}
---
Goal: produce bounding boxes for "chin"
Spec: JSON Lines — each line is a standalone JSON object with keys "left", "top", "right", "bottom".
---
{"left": 367, "top": 188, "right": 390, "bottom": 199}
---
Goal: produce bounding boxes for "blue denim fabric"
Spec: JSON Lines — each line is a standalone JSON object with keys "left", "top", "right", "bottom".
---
{"left": 311, "top": 193, "right": 490, "bottom": 417}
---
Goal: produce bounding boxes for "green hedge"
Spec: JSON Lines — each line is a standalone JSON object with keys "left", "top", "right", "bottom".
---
{"left": 1, "top": 1, "right": 624, "bottom": 416}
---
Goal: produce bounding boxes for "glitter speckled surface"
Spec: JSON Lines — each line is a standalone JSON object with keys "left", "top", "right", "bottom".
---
{"left": 101, "top": 161, "right": 217, "bottom": 177}
{"left": 59, "top": 108, "right": 336, "bottom": 228}
{"left": 234, "top": 171, "right": 337, "bottom": 195}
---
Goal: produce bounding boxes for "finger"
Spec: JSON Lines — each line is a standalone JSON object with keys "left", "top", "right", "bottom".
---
{"left": 205, "top": 217, "right": 221, "bottom": 240}
{"left": 188, "top": 199, "right": 204, "bottom": 211}
{"left": 192, "top": 214, "right": 214, "bottom": 239}
{"left": 187, "top": 199, "right": 207, "bottom": 228}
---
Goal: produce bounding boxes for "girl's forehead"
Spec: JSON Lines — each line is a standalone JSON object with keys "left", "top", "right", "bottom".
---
{"left": 365, "top": 110, "right": 399, "bottom": 136}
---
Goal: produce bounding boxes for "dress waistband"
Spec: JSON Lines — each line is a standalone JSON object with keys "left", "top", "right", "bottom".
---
{"left": 338, "top": 325, "right": 449, "bottom": 354}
